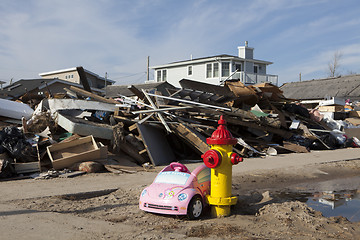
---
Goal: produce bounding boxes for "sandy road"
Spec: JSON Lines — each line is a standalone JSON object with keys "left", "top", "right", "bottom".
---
{"left": 0, "top": 148, "right": 360, "bottom": 240}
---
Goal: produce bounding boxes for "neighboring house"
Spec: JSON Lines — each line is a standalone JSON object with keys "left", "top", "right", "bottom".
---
{"left": 105, "top": 82, "right": 176, "bottom": 98}
{"left": 39, "top": 66, "right": 115, "bottom": 89}
{"left": 0, "top": 78, "right": 105, "bottom": 101}
{"left": 280, "top": 74, "right": 360, "bottom": 102}
{"left": 150, "top": 41, "right": 278, "bottom": 87}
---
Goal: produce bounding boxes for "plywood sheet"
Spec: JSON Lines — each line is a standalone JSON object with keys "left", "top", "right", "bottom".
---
{"left": 136, "top": 123, "right": 176, "bottom": 166}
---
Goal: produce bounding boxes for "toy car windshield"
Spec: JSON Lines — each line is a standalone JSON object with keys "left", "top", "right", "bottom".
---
{"left": 154, "top": 171, "right": 190, "bottom": 185}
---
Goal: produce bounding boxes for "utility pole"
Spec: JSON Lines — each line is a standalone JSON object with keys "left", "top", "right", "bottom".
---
{"left": 146, "top": 56, "right": 150, "bottom": 82}
{"left": 105, "top": 72, "right": 108, "bottom": 87}
{"left": 299, "top": 72, "right": 301, "bottom": 82}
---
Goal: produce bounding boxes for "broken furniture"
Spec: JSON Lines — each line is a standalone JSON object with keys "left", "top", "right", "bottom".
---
{"left": 47, "top": 135, "right": 107, "bottom": 170}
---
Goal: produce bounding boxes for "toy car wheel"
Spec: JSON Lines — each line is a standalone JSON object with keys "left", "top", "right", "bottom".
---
{"left": 187, "top": 195, "right": 203, "bottom": 220}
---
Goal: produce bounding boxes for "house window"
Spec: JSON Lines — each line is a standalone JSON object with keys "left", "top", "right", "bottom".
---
{"left": 157, "top": 70, "right": 162, "bottom": 82}
{"left": 157, "top": 70, "right": 167, "bottom": 82}
{"left": 188, "top": 66, "right": 193, "bottom": 76}
{"left": 206, "top": 64, "right": 212, "bottom": 78}
{"left": 213, "top": 63, "right": 219, "bottom": 77}
{"left": 254, "top": 65, "right": 259, "bottom": 74}
{"left": 235, "top": 63, "right": 242, "bottom": 72}
{"left": 221, "top": 62, "right": 230, "bottom": 77}
{"left": 162, "top": 70, "right": 167, "bottom": 81}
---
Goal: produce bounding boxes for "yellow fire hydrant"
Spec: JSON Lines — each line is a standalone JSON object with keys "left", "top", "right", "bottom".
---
{"left": 201, "top": 115, "right": 243, "bottom": 217}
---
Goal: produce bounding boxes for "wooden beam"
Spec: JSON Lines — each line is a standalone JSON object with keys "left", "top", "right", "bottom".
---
{"left": 69, "top": 86, "right": 118, "bottom": 104}
{"left": 170, "top": 123, "right": 210, "bottom": 154}
{"left": 224, "top": 116, "right": 293, "bottom": 139}
{"left": 76, "top": 66, "right": 92, "bottom": 92}
{"left": 127, "top": 85, "right": 146, "bottom": 100}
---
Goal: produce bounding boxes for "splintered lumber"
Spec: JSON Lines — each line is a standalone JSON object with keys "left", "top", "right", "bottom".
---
{"left": 224, "top": 116, "right": 293, "bottom": 139}
{"left": 180, "top": 79, "right": 236, "bottom": 98}
{"left": 142, "top": 89, "right": 171, "bottom": 133}
{"left": 267, "top": 100, "right": 288, "bottom": 128}
{"left": 127, "top": 85, "right": 145, "bottom": 100}
{"left": 171, "top": 123, "right": 210, "bottom": 154}
{"left": 283, "top": 141, "right": 309, "bottom": 153}
{"left": 69, "top": 86, "right": 118, "bottom": 104}
{"left": 112, "top": 123, "right": 148, "bottom": 165}
{"left": 76, "top": 66, "right": 92, "bottom": 92}
{"left": 13, "top": 162, "right": 40, "bottom": 174}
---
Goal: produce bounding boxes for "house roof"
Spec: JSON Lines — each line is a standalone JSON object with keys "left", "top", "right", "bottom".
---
{"left": 0, "top": 79, "right": 55, "bottom": 99}
{"left": 39, "top": 67, "right": 115, "bottom": 84}
{"left": 0, "top": 78, "right": 105, "bottom": 99}
{"left": 280, "top": 74, "right": 360, "bottom": 101}
{"left": 105, "top": 82, "right": 177, "bottom": 98}
{"left": 151, "top": 54, "right": 273, "bottom": 69}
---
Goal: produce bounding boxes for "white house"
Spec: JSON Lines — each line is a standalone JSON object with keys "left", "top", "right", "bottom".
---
{"left": 150, "top": 41, "right": 278, "bottom": 87}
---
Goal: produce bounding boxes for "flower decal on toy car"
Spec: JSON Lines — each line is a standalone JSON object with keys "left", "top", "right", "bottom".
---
{"left": 163, "top": 187, "right": 183, "bottom": 199}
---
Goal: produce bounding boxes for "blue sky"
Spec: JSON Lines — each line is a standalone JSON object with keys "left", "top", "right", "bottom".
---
{"left": 1, "top": 0, "right": 360, "bottom": 86}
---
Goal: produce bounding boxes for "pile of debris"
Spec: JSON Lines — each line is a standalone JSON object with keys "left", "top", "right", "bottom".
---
{"left": 1, "top": 80, "right": 359, "bottom": 179}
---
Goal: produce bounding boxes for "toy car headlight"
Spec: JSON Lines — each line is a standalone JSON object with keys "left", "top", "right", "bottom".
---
{"left": 178, "top": 193, "right": 187, "bottom": 201}
{"left": 141, "top": 189, "right": 147, "bottom": 197}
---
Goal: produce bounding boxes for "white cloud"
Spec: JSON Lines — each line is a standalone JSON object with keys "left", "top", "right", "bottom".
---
{"left": 0, "top": 0, "right": 360, "bottom": 86}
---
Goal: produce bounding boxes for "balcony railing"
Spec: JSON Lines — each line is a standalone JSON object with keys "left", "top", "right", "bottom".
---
{"left": 231, "top": 72, "right": 278, "bottom": 86}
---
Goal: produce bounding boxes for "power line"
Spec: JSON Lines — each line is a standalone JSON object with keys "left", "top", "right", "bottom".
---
{"left": 111, "top": 71, "right": 146, "bottom": 80}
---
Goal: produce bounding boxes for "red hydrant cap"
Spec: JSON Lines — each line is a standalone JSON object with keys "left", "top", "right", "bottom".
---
{"left": 231, "top": 152, "right": 243, "bottom": 165}
{"left": 207, "top": 115, "right": 237, "bottom": 145}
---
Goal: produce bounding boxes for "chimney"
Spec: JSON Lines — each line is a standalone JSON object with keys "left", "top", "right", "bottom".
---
{"left": 238, "top": 41, "right": 254, "bottom": 59}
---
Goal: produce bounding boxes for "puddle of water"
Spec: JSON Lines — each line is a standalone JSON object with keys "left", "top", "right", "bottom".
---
{"left": 275, "top": 189, "right": 360, "bottom": 222}
{"left": 305, "top": 189, "right": 360, "bottom": 222}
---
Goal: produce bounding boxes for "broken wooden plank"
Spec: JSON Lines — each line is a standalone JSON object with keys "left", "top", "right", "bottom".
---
{"left": 120, "top": 141, "right": 149, "bottom": 165}
{"left": 127, "top": 85, "right": 145, "bottom": 100}
{"left": 224, "top": 116, "right": 293, "bottom": 139}
{"left": 70, "top": 86, "right": 118, "bottom": 104}
{"left": 13, "top": 162, "right": 40, "bottom": 174}
{"left": 76, "top": 66, "right": 92, "bottom": 92}
{"left": 129, "top": 123, "right": 138, "bottom": 132}
{"left": 283, "top": 141, "right": 309, "bottom": 153}
{"left": 142, "top": 89, "right": 171, "bottom": 133}
{"left": 170, "top": 122, "right": 210, "bottom": 154}
{"left": 138, "top": 149, "right": 147, "bottom": 155}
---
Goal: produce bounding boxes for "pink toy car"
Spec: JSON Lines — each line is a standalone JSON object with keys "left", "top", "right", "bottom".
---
{"left": 139, "top": 162, "right": 210, "bottom": 219}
